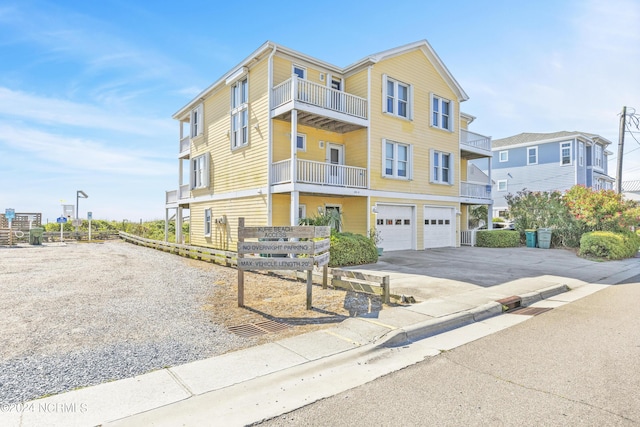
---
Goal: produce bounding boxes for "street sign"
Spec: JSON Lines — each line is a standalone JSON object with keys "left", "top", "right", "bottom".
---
{"left": 237, "top": 257, "right": 314, "bottom": 270}
{"left": 238, "top": 226, "right": 331, "bottom": 239}
{"left": 5, "top": 208, "right": 15, "bottom": 220}
{"left": 237, "top": 240, "right": 314, "bottom": 255}
{"left": 72, "top": 219, "right": 82, "bottom": 227}
{"left": 87, "top": 211, "right": 92, "bottom": 220}
{"left": 56, "top": 217, "right": 67, "bottom": 224}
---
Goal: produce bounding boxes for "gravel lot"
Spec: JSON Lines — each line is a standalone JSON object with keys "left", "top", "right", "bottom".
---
{"left": 0, "top": 239, "right": 380, "bottom": 405}
{"left": 0, "top": 240, "right": 255, "bottom": 404}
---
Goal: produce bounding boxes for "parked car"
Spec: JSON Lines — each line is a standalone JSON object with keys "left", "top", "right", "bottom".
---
{"left": 475, "top": 222, "right": 515, "bottom": 230}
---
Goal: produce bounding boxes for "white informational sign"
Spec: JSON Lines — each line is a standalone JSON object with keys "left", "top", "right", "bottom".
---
{"left": 63, "top": 205, "right": 75, "bottom": 219}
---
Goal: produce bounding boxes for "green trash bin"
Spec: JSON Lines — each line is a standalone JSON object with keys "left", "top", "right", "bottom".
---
{"left": 537, "top": 228, "right": 552, "bottom": 249}
{"left": 525, "top": 230, "right": 537, "bottom": 248}
{"left": 29, "top": 227, "right": 44, "bottom": 245}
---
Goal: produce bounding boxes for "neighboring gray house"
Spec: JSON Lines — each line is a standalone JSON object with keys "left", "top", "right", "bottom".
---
{"left": 488, "top": 131, "right": 615, "bottom": 217}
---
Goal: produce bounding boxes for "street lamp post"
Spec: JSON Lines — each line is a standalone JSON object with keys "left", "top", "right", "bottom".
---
{"left": 76, "top": 190, "right": 88, "bottom": 233}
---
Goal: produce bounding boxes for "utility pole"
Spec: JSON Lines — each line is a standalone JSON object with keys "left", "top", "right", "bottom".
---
{"left": 616, "top": 106, "right": 626, "bottom": 194}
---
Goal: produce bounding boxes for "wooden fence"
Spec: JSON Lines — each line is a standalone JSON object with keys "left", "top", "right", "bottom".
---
{"left": 119, "top": 232, "right": 236, "bottom": 267}
{"left": 0, "top": 228, "right": 9, "bottom": 246}
{"left": 119, "top": 232, "right": 392, "bottom": 303}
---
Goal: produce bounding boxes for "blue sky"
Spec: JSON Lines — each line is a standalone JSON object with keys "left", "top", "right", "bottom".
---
{"left": 1, "top": 0, "right": 639, "bottom": 222}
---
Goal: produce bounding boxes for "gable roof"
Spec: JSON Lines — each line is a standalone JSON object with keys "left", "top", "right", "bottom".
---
{"left": 345, "top": 40, "right": 468, "bottom": 102}
{"left": 174, "top": 39, "right": 469, "bottom": 119}
{"left": 492, "top": 131, "right": 612, "bottom": 149}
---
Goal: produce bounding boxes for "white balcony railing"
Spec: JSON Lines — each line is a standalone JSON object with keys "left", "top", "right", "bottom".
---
{"left": 460, "top": 129, "right": 491, "bottom": 152}
{"left": 165, "top": 184, "right": 191, "bottom": 205}
{"left": 461, "top": 181, "right": 491, "bottom": 199}
{"left": 272, "top": 76, "right": 368, "bottom": 120}
{"left": 179, "top": 136, "right": 190, "bottom": 156}
{"left": 272, "top": 158, "right": 367, "bottom": 189}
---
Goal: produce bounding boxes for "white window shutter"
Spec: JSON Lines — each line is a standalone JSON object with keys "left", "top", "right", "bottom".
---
{"left": 189, "top": 158, "right": 195, "bottom": 189}
{"left": 448, "top": 153, "right": 455, "bottom": 185}
{"left": 197, "top": 104, "right": 204, "bottom": 136}
{"left": 203, "top": 153, "right": 210, "bottom": 188}
{"left": 429, "top": 148, "right": 435, "bottom": 183}
{"left": 408, "top": 144, "right": 414, "bottom": 179}
{"left": 429, "top": 93, "right": 435, "bottom": 127}
{"left": 382, "top": 74, "right": 388, "bottom": 113}
{"left": 381, "top": 138, "right": 387, "bottom": 176}
{"left": 408, "top": 84, "right": 414, "bottom": 121}
{"left": 449, "top": 100, "right": 455, "bottom": 132}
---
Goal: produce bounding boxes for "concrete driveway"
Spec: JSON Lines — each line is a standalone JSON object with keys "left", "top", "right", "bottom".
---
{"left": 348, "top": 246, "right": 639, "bottom": 302}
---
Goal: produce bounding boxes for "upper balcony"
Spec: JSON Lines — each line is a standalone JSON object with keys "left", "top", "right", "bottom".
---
{"left": 179, "top": 135, "right": 190, "bottom": 159}
{"left": 272, "top": 76, "right": 368, "bottom": 133}
{"left": 460, "top": 129, "right": 492, "bottom": 159}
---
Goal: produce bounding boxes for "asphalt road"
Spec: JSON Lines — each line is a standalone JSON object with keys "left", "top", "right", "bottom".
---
{"left": 260, "top": 281, "right": 640, "bottom": 426}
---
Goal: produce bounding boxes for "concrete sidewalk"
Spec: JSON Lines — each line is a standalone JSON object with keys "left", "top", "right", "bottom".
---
{"left": 4, "top": 248, "right": 639, "bottom": 427}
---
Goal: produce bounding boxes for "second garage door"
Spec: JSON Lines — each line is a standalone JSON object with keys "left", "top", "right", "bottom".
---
{"left": 376, "top": 205, "right": 414, "bottom": 251}
{"left": 424, "top": 207, "right": 455, "bottom": 249}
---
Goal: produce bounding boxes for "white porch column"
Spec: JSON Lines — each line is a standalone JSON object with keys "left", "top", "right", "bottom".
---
{"left": 176, "top": 206, "right": 183, "bottom": 244}
{"left": 290, "top": 109, "right": 298, "bottom": 226}
{"left": 164, "top": 208, "right": 169, "bottom": 242}
{"left": 291, "top": 191, "right": 300, "bottom": 226}
{"left": 487, "top": 156, "right": 494, "bottom": 229}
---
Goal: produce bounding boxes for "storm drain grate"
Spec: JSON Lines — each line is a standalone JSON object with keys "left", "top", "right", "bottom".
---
{"left": 508, "top": 306, "right": 553, "bottom": 316}
{"left": 228, "top": 320, "right": 290, "bottom": 337}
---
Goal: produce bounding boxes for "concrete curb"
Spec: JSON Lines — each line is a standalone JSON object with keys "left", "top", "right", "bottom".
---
{"left": 520, "top": 284, "right": 570, "bottom": 306}
{"left": 375, "top": 285, "right": 572, "bottom": 349}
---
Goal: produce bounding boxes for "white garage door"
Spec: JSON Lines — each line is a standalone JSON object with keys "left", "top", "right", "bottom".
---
{"left": 424, "top": 207, "right": 454, "bottom": 249}
{"left": 376, "top": 205, "right": 414, "bottom": 251}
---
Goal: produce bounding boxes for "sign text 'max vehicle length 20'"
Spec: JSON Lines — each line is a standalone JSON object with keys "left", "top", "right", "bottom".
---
{"left": 236, "top": 219, "right": 331, "bottom": 309}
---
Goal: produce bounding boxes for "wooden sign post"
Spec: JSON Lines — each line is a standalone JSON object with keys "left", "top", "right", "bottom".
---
{"left": 237, "top": 218, "right": 330, "bottom": 309}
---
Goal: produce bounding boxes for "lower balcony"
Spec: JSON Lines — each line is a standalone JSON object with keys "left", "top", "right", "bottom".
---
{"left": 460, "top": 181, "right": 492, "bottom": 203}
{"left": 272, "top": 159, "right": 367, "bottom": 189}
{"left": 165, "top": 184, "right": 190, "bottom": 206}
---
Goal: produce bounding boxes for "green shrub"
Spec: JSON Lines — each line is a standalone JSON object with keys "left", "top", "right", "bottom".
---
{"left": 579, "top": 231, "right": 640, "bottom": 260}
{"left": 476, "top": 230, "right": 520, "bottom": 248}
{"left": 329, "top": 232, "right": 377, "bottom": 267}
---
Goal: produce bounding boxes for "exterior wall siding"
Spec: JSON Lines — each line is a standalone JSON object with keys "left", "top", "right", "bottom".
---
{"left": 190, "top": 196, "right": 268, "bottom": 250}
{"left": 369, "top": 49, "right": 460, "bottom": 199}
{"left": 492, "top": 162, "right": 576, "bottom": 209}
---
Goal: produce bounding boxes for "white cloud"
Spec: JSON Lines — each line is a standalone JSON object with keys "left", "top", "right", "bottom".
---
{"left": 0, "top": 123, "right": 172, "bottom": 176}
{"left": 0, "top": 87, "right": 173, "bottom": 136}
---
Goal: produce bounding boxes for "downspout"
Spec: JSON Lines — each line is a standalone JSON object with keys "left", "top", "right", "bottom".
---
{"left": 267, "top": 44, "right": 277, "bottom": 225}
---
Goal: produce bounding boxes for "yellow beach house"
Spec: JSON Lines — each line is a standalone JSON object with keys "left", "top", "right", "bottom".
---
{"left": 164, "top": 40, "right": 492, "bottom": 251}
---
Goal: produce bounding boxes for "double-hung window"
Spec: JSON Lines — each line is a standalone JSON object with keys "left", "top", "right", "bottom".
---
{"left": 382, "top": 75, "right": 412, "bottom": 119}
{"left": 204, "top": 208, "right": 212, "bottom": 237}
{"left": 579, "top": 142, "right": 584, "bottom": 166}
{"left": 594, "top": 144, "right": 603, "bottom": 168}
{"left": 383, "top": 139, "right": 411, "bottom": 179}
{"left": 560, "top": 142, "right": 572, "bottom": 165}
{"left": 190, "top": 104, "right": 203, "bottom": 138}
{"left": 431, "top": 94, "right": 453, "bottom": 131}
{"left": 231, "top": 78, "right": 248, "bottom": 149}
{"left": 527, "top": 146, "right": 538, "bottom": 165}
{"left": 431, "top": 150, "right": 453, "bottom": 184}
{"left": 191, "top": 154, "right": 209, "bottom": 189}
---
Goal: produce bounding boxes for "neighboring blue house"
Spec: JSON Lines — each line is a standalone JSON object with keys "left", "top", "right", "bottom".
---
{"left": 487, "top": 131, "right": 615, "bottom": 217}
